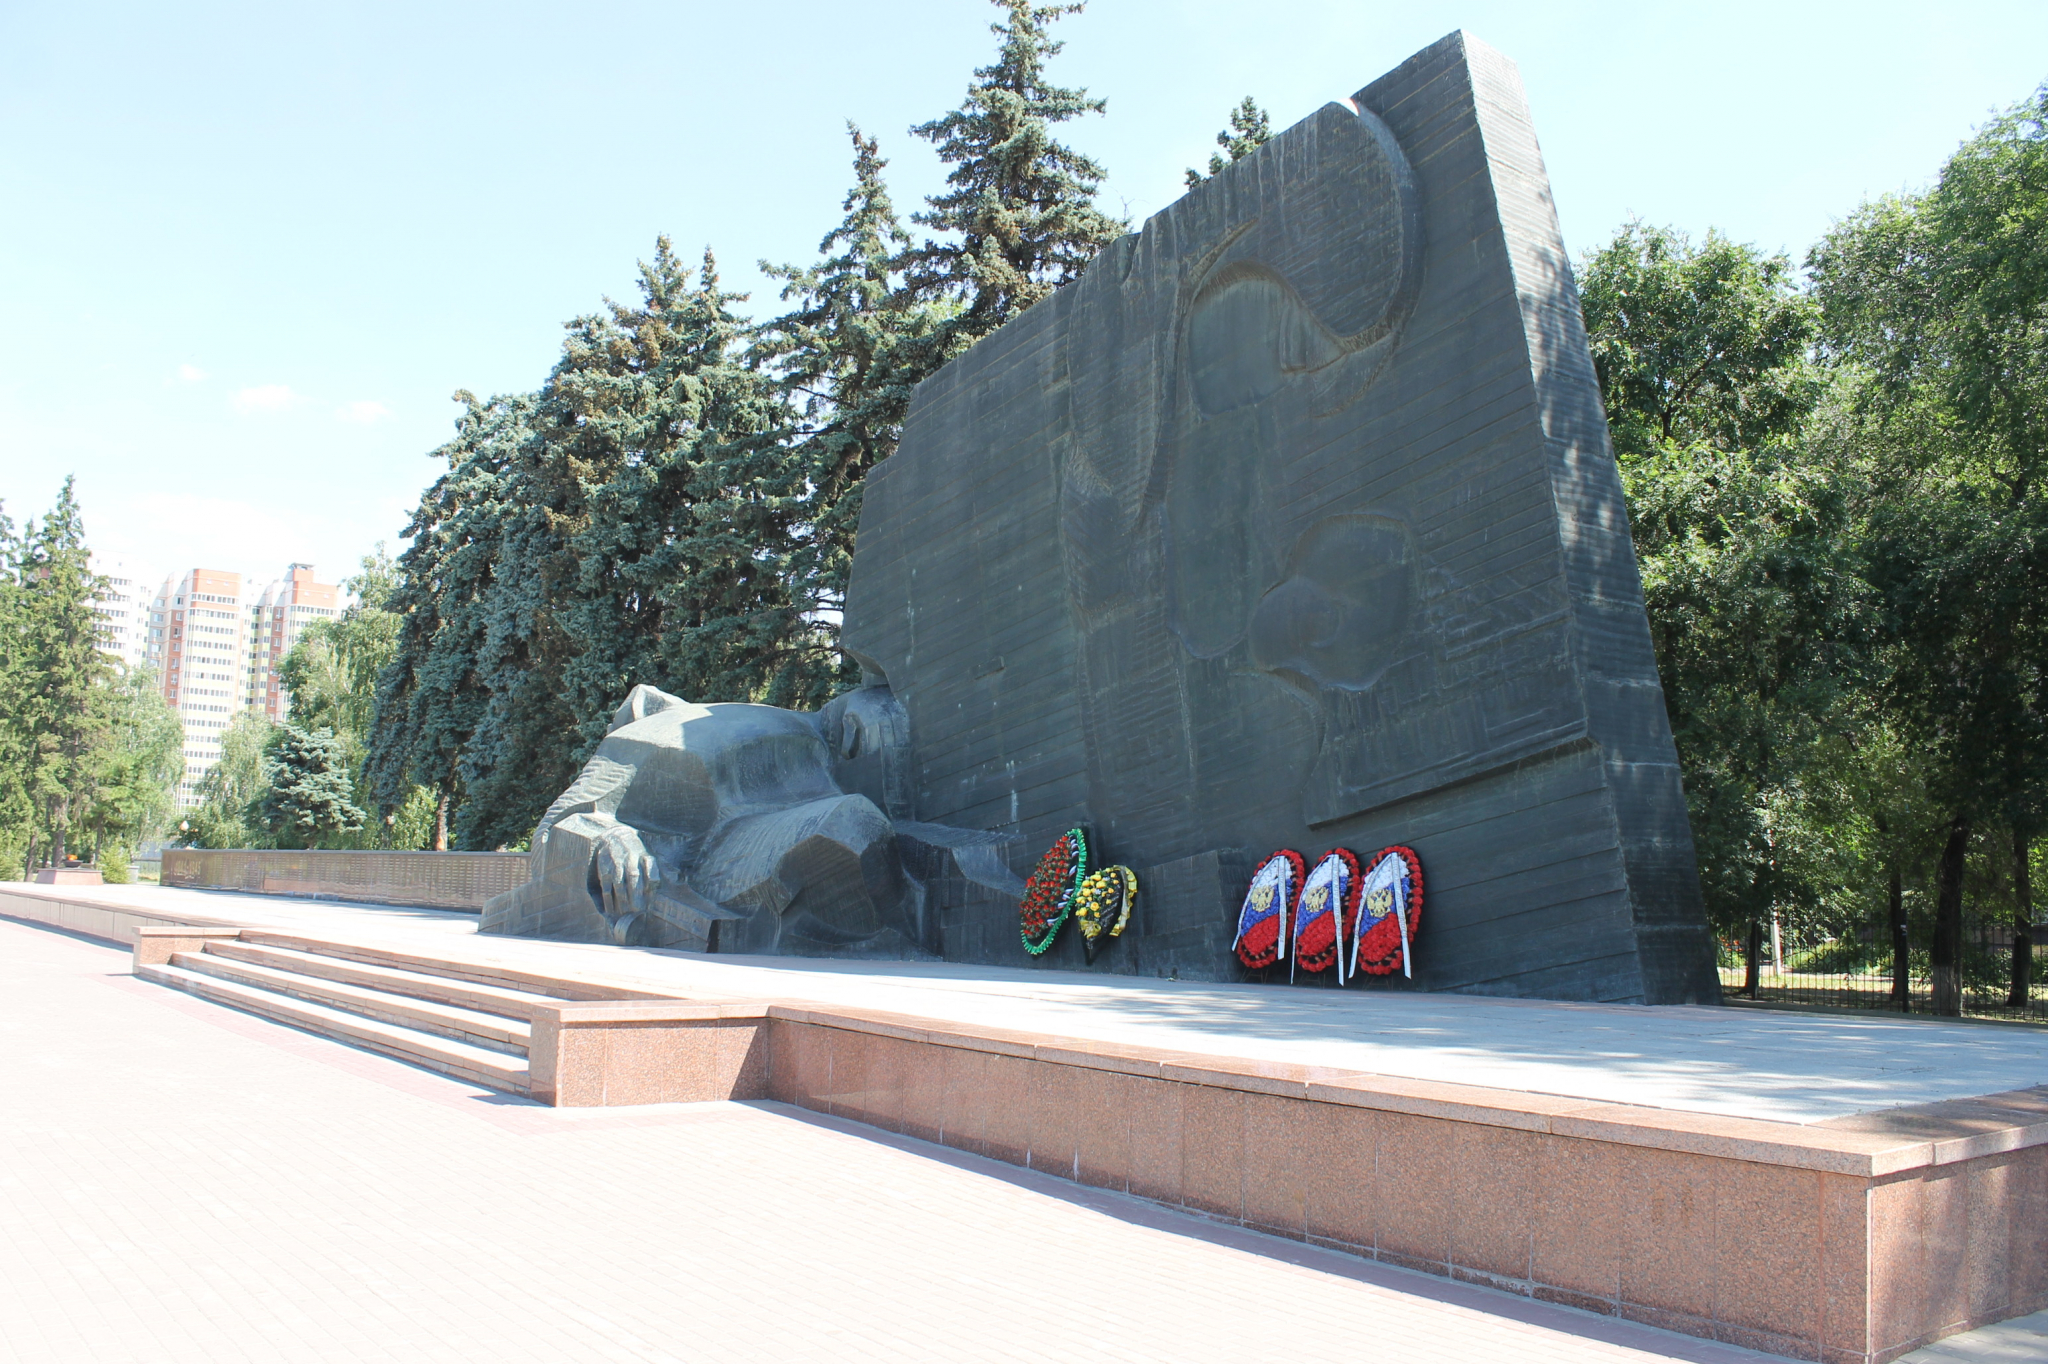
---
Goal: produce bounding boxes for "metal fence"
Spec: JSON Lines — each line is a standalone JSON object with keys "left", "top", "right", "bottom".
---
{"left": 161, "top": 848, "right": 530, "bottom": 912}
{"left": 1717, "top": 922, "right": 2048, "bottom": 1023}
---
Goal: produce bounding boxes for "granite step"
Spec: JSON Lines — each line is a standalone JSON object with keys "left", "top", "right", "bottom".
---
{"left": 171, "top": 950, "right": 531, "bottom": 1055}
{"left": 139, "top": 960, "right": 530, "bottom": 1094}
{"left": 202, "top": 939, "right": 561, "bottom": 1024}
{"left": 234, "top": 930, "right": 667, "bottom": 1004}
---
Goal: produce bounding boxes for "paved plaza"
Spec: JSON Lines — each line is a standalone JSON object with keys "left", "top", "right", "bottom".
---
{"left": 6, "top": 902, "right": 2048, "bottom": 1361}
{"left": 22, "top": 882, "right": 2048, "bottom": 1123}
{"left": 0, "top": 914, "right": 1816, "bottom": 1363}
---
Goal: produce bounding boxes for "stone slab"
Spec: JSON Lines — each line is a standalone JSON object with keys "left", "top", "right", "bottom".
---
{"left": 841, "top": 32, "right": 1716, "bottom": 1002}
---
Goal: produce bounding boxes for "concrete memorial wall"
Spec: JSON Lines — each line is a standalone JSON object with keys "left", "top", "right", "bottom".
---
{"left": 839, "top": 32, "right": 1720, "bottom": 1002}
{"left": 486, "top": 32, "right": 1721, "bottom": 1005}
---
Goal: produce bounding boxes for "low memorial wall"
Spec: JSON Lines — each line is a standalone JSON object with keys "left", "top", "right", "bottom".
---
{"left": 539, "top": 1000, "right": 2044, "bottom": 1364}
{"left": 0, "top": 885, "right": 230, "bottom": 945}
{"left": 160, "top": 849, "right": 529, "bottom": 912}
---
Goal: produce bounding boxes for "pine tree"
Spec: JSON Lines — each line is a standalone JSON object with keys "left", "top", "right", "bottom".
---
{"left": 0, "top": 503, "right": 30, "bottom": 873}
{"left": 1185, "top": 96, "right": 1272, "bottom": 188}
{"left": 900, "top": 0, "right": 1122, "bottom": 349}
{"left": 365, "top": 390, "right": 533, "bottom": 849}
{"left": 761, "top": 126, "right": 938, "bottom": 664}
{"left": 536, "top": 241, "right": 813, "bottom": 744}
{"left": 12, "top": 480, "right": 112, "bottom": 869}
{"left": 257, "top": 724, "right": 366, "bottom": 849}
{"left": 370, "top": 242, "right": 812, "bottom": 849}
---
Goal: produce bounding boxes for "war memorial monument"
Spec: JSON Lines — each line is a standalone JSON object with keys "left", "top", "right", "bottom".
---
{"left": 483, "top": 29, "right": 1721, "bottom": 1007}
{"left": 12, "top": 34, "right": 2040, "bottom": 1364}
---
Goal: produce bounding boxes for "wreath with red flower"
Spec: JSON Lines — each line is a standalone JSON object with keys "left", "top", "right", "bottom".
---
{"left": 1019, "top": 828, "right": 1088, "bottom": 955}
{"left": 1233, "top": 849, "right": 1305, "bottom": 970}
{"left": 1351, "top": 845, "right": 1423, "bottom": 978}
{"left": 1294, "top": 848, "right": 1363, "bottom": 979}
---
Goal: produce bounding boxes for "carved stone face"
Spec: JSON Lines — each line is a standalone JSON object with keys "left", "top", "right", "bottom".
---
{"left": 1249, "top": 514, "right": 1417, "bottom": 693}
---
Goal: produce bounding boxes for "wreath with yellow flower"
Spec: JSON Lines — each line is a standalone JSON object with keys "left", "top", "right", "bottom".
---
{"left": 1073, "top": 865, "right": 1138, "bottom": 963}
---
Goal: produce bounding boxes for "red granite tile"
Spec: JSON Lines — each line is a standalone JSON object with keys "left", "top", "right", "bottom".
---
{"left": 1532, "top": 1134, "right": 1622, "bottom": 1303}
{"left": 1125, "top": 1075, "right": 1184, "bottom": 1207}
{"left": 1617, "top": 1144, "right": 1717, "bottom": 1319}
{"left": 1448, "top": 1122, "right": 1539, "bottom": 1284}
{"left": 1963, "top": 1155, "right": 2018, "bottom": 1323}
{"left": 1180, "top": 1084, "right": 1246, "bottom": 1221}
{"left": 1817, "top": 1173, "right": 1872, "bottom": 1361}
{"left": 2012, "top": 1145, "right": 2048, "bottom": 1312}
{"left": 1071, "top": 1067, "right": 1134, "bottom": 1193}
{"left": 1303, "top": 1098, "right": 1376, "bottom": 1252}
{"left": 1869, "top": 1172, "right": 1931, "bottom": 1356}
{"left": 980, "top": 1053, "right": 1035, "bottom": 1166}
{"left": 1373, "top": 1112, "right": 1456, "bottom": 1270}
{"left": 935, "top": 1044, "right": 991, "bottom": 1155}
{"left": 1239, "top": 1092, "right": 1309, "bottom": 1240}
{"left": 1027, "top": 1057, "right": 1083, "bottom": 1179}
{"left": 1712, "top": 1158, "right": 1821, "bottom": 1349}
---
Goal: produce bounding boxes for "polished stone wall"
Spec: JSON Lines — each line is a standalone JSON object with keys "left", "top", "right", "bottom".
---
{"left": 841, "top": 32, "right": 1718, "bottom": 1002}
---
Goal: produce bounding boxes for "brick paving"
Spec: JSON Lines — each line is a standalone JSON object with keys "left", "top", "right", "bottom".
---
{"left": 0, "top": 917, "right": 1817, "bottom": 1364}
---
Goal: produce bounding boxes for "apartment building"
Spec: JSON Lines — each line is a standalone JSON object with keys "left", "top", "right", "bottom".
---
{"left": 143, "top": 563, "right": 347, "bottom": 803}
{"left": 248, "top": 564, "right": 341, "bottom": 720}
{"left": 147, "top": 568, "right": 252, "bottom": 804}
{"left": 88, "top": 554, "right": 159, "bottom": 671}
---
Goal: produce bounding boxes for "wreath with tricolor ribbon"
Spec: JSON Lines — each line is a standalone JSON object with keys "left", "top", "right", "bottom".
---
{"left": 1293, "top": 848, "right": 1363, "bottom": 981}
{"left": 1019, "top": 828, "right": 1088, "bottom": 954}
{"left": 1233, "top": 849, "right": 1305, "bottom": 970}
{"left": 1350, "top": 845, "right": 1423, "bottom": 978}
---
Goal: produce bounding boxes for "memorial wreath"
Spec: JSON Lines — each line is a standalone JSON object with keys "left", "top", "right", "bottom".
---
{"left": 1073, "top": 864, "right": 1138, "bottom": 963}
{"left": 1019, "top": 828, "right": 1089, "bottom": 954}
{"left": 1351, "top": 845, "right": 1423, "bottom": 978}
{"left": 1233, "top": 849, "right": 1306, "bottom": 970}
{"left": 1294, "top": 848, "right": 1364, "bottom": 980}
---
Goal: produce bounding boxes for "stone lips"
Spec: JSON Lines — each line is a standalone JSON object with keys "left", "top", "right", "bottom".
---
{"left": 841, "top": 31, "right": 1719, "bottom": 1002}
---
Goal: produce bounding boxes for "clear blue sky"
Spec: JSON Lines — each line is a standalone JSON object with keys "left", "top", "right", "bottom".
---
{"left": 3, "top": 0, "right": 2043, "bottom": 586}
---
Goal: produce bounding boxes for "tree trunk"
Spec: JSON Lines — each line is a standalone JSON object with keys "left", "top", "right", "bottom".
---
{"left": 2009, "top": 827, "right": 2035, "bottom": 1011}
{"left": 433, "top": 790, "right": 450, "bottom": 852}
{"left": 48, "top": 796, "right": 68, "bottom": 867}
{"left": 1888, "top": 864, "right": 1911, "bottom": 1011}
{"left": 1931, "top": 817, "right": 1971, "bottom": 1017}
{"left": 1743, "top": 919, "right": 1763, "bottom": 999}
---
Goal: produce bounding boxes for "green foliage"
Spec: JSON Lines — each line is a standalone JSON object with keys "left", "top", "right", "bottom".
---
{"left": 256, "top": 724, "right": 366, "bottom": 849}
{"left": 1185, "top": 96, "right": 1271, "bottom": 188}
{"left": 1581, "top": 222, "right": 1821, "bottom": 460}
{"left": 1810, "top": 89, "right": 2048, "bottom": 837}
{"left": 387, "top": 783, "right": 440, "bottom": 851}
{"left": 761, "top": 127, "right": 940, "bottom": 667}
{"left": 0, "top": 480, "right": 121, "bottom": 871}
{"left": 80, "top": 665, "right": 185, "bottom": 860}
{"left": 99, "top": 840, "right": 132, "bottom": 884}
{"left": 179, "top": 710, "right": 276, "bottom": 849}
{"left": 281, "top": 548, "right": 402, "bottom": 765}
{"left": 0, "top": 486, "right": 184, "bottom": 873}
{"left": 277, "top": 546, "right": 434, "bottom": 849}
{"left": 900, "top": 0, "right": 1122, "bottom": 342}
{"left": 367, "top": 10, "right": 1121, "bottom": 847}
{"left": 1583, "top": 225, "right": 1852, "bottom": 939}
{"left": 1574, "top": 87, "right": 2048, "bottom": 1011}
{"left": 364, "top": 391, "right": 531, "bottom": 839}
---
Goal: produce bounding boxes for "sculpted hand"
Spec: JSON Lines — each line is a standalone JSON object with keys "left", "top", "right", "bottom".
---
{"left": 595, "top": 824, "right": 659, "bottom": 924}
